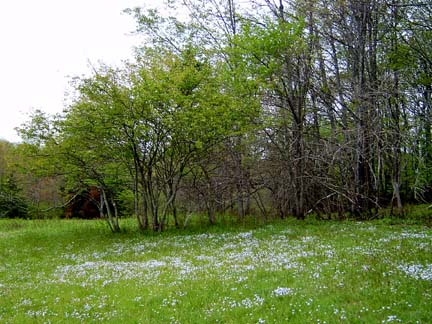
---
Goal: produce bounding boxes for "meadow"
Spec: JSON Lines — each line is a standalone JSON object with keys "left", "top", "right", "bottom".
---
{"left": 0, "top": 217, "right": 431, "bottom": 323}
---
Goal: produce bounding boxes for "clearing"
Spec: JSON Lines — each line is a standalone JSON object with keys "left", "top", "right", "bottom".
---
{"left": 0, "top": 219, "right": 431, "bottom": 323}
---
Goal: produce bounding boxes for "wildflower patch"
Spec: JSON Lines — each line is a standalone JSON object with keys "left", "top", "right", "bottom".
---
{"left": 0, "top": 219, "right": 431, "bottom": 323}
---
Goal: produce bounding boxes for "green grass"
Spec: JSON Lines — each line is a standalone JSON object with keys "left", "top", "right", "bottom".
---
{"left": 0, "top": 218, "right": 431, "bottom": 323}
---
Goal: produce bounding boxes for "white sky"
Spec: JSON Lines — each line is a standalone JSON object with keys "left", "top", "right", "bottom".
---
{"left": 0, "top": 0, "right": 160, "bottom": 143}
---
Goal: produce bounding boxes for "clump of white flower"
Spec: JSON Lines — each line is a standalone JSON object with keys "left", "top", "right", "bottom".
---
{"left": 272, "top": 287, "right": 294, "bottom": 297}
{"left": 397, "top": 264, "right": 432, "bottom": 281}
{"left": 237, "top": 231, "right": 253, "bottom": 239}
{"left": 382, "top": 315, "right": 402, "bottom": 323}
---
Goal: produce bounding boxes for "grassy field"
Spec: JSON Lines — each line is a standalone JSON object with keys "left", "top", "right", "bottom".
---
{"left": 0, "top": 218, "right": 431, "bottom": 323}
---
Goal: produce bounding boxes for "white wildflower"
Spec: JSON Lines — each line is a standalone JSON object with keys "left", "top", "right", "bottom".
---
{"left": 382, "top": 315, "right": 402, "bottom": 323}
{"left": 397, "top": 264, "right": 432, "bottom": 281}
{"left": 272, "top": 287, "right": 294, "bottom": 297}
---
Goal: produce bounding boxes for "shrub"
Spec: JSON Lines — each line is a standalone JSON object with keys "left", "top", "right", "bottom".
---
{"left": 0, "top": 175, "right": 28, "bottom": 218}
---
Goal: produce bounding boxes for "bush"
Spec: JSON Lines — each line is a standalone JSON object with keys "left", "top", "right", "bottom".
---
{"left": 0, "top": 176, "right": 28, "bottom": 218}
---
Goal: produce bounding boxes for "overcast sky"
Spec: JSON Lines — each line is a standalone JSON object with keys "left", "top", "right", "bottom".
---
{"left": 0, "top": 0, "right": 159, "bottom": 142}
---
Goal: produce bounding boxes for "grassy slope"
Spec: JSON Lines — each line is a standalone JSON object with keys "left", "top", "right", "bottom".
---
{"left": 0, "top": 218, "right": 431, "bottom": 323}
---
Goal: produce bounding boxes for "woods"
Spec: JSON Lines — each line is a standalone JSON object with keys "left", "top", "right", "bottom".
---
{"left": 1, "top": 0, "right": 431, "bottom": 230}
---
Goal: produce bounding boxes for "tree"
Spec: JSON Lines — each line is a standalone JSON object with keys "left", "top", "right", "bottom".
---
{"left": 16, "top": 0, "right": 432, "bottom": 226}
{"left": 0, "top": 141, "right": 28, "bottom": 218}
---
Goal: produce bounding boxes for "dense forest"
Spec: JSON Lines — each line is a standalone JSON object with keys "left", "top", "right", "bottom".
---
{"left": 1, "top": 0, "right": 431, "bottom": 231}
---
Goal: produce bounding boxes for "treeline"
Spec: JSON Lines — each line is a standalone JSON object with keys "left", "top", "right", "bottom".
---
{"left": 2, "top": 0, "right": 431, "bottom": 231}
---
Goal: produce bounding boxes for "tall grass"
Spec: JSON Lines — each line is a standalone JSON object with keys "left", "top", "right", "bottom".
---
{"left": 0, "top": 218, "right": 431, "bottom": 323}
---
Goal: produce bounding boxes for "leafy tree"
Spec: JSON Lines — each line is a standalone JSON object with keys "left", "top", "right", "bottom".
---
{"left": 0, "top": 141, "right": 28, "bottom": 218}
{"left": 15, "top": 0, "right": 432, "bottom": 226}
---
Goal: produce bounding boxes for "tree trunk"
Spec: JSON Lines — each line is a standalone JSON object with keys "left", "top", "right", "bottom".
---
{"left": 101, "top": 188, "right": 120, "bottom": 233}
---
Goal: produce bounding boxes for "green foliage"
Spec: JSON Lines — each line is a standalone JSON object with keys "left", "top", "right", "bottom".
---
{"left": 387, "top": 43, "right": 415, "bottom": 71}
{"left": 0, "top": 141, "right": 28, "bottom": 218}
{"left": 0, "top": 174, "right": 28, "bottom": 218}
{"left": 12, "top": 0, "right": 432, "bottom": 226}
{"left": 230, "top": 16, "right": 306, "bottom": 81}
